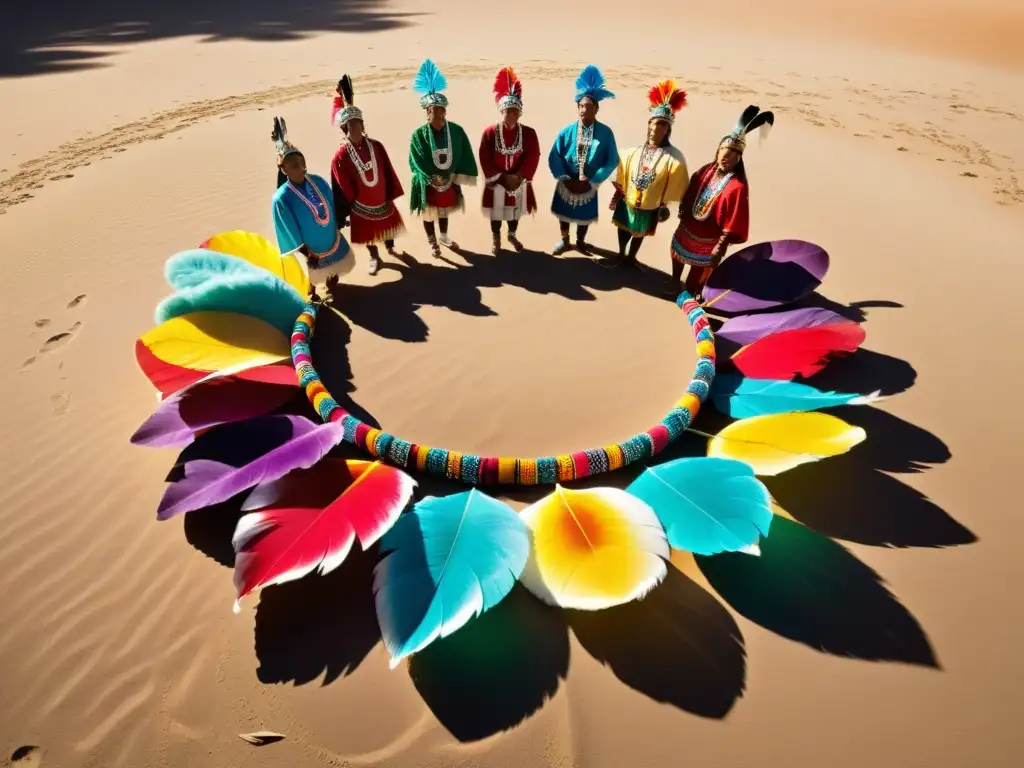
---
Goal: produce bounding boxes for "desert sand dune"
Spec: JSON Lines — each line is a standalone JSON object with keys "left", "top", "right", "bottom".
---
{"left": 1, "top": 1, "right": 1023, "bottom": 767}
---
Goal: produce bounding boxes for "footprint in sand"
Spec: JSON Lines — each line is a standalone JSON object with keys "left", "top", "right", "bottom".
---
{"left": 49, "top": 174, "right": 74, "bottom": 181}
{"left": 22, "top": 356, "right": 36, "bottom": 370}
{"left": 34, "top": 318, "right": 50, "bottom": 328}
{"left": 40, "top": 322, "right": 81, "bottom": 353}
{"left": 66, "top": 294, "right": 86, "bottom": 309}
{"left": 9, "top": 745, "right": 42, "bottom": 766}
{"left": 51, "top": 391, "right": 71, "bottom": 416}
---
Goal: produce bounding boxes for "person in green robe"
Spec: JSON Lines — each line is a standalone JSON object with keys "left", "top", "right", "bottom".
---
{"left": 409, "top": 59, "right": 479, "bottom": 258}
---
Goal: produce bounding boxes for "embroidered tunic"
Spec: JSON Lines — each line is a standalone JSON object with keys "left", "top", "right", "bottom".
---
{"left": 547, "top": 120, "right": 619, "bottom": 225}
{"left": 611, "top": 143, "right": 689, "bottom": 236}
{"left": 272, "top": 173, "right": 352, "bottom": 281}
{"left": 331, "top": 137, "right": 406, "bottom": 245}
{"left": 478, "top": 123, "right": 541, "bottom": 221}
{"left": 408, "top": 121, "right": 478, "bottom": 221}
{"left": 671, "top": 162, "right": 750, "bottom": 267}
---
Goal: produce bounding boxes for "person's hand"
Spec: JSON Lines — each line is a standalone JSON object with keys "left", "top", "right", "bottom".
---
{"left": 505, "top": 173, "right": 522, "bottom": 191}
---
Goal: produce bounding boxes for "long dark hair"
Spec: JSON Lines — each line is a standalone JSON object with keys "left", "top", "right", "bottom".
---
{"left": 716, "top": 138, "right": 748, "bottom": 183}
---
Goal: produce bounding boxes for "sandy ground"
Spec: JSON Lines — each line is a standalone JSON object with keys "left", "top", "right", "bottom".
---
{"left": 2, "top": 1, "right": 1024, "bottom": 766}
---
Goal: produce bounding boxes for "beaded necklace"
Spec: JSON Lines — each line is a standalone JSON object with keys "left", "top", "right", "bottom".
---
{"left": 429, "top": 122, "right": 453, "bottom": 171}
{"left": 576, "top": 120, "right": 594, "bottom": 181}
{"left": 495, "top": 123, "right": 524, "bottom": 171}
{"left": 692, "top": 164, "right": 733, "bottom": 222}
{"left": 345, "top": 137, "right": 379, "bottom": 189}
{"left": 287, "top": 178, "right": 330, "bottom": 225}
{"left": 631, "top": 144, "right": 665, "bottom": 192}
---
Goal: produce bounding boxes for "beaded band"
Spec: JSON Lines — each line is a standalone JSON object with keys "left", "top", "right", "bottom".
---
{"left": 290, "top": 291, "right": 715, "bottom": 485}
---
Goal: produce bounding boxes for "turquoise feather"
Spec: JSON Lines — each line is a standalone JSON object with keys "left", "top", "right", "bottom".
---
{"left": 164, "top": 248, "right": 265, "bottom": 290}
{"left": 626, "top": 457, "right": 772, "bottom": 555}
{"left": 712, "top": 374, "right": 882, "bottom": 418}
{"left": 155, "top": 269, "right": 306, "bottom": 336}
{"left": 413, "top": 59, "right": 447, "bottom": 95}
{"left": 574, "top": 64, "right": 615, "bottom": 102}
{"left": 373, "top": 489, "right": 530, "bottom": 667}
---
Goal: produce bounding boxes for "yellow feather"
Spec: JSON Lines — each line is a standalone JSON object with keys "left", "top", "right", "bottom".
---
{"left": 518, "top": 485, "right": 669, "bottom": 611}
{"left": 202, "top": 230, "right": 310, "bottom": 297}
{"left": 707, "top": 412, "right": 866, "bottom": 476}
{"left": 140, "top": 312, "right": 290, "bottom": 373}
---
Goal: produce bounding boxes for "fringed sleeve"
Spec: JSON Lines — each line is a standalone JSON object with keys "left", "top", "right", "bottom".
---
{"left": 548, "top": 126, "right": 574, "bottom": 180}
{"left": 720, "top": 181, "right": 751, "bottom": 245}
{"left": 478, "top": 125, "right": 502, "bottom": 185}
{"left": 589, "top": 123, "right": 619, "bottom": 186}
{"left": 272, "top": 194, "right": 304, "bottom": 254}
{"left": 451, "top": 122, "right": 478, "bottom": 186}
{"left": 520, "top": 126, "right": 541, "bottom": 181}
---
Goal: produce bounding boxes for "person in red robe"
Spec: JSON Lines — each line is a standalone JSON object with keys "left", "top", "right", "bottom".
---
{"left": 478, "top": 67, "right": 541, "bottom": 255}
{"left": 330, "top": 75, "right": 406, "bottom": 277}
{"left": 669, "top": 105, "right": 775, "bottom": 299}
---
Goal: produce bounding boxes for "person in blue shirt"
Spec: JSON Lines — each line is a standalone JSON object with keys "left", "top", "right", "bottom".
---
{"left": 270, "top": 117, "right": 353, "bottom": 297}
{"left": 547, "top": 65, "right": 619, "bottom": 256}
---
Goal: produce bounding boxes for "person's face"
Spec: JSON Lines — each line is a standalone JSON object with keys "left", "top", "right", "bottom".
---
{"left": 347, "top": 119, "right": 365, "bottom": 143}
{"left": 717, "top": 145, "right": 742, "bottom": 172}
{"left": 427, "top": 106, "right": 447, "bottom": 129}
{"left": 502, "top": 108, "right": 520, "bottom": 128}
{"left": 578, "top": 97, "right": 597, "bottom": 124}
{"left": 281, "top": 153, "right": 306, "bottom": 183}
{"left": 648, "top": 119, "right": 669, "bottom": 146}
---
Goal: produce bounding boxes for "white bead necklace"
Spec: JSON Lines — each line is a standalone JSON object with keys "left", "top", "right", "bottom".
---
{"left": 576, "top": 120, "right": 594, "bottom": 181}
{"left": 345, "top": 137, "right": 379, "bottom": 188}
{"left": 495, "top": 122, "right": 524, "bottom": 170}
{"left": 430, "top": 122, "right": 453, "bottom": 171}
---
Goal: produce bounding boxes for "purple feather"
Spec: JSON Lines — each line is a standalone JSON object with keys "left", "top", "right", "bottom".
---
{"left": 131, "top": 370, "right": 298, "bottom": 448}
{"left": 717, "top": 307, "right": 849, "bottom": 347}
{"left": 703, "top": 240, "right": 830, "bottom": 313}
{"left": 157, "top": 415, "right": 345, "bottom": 520}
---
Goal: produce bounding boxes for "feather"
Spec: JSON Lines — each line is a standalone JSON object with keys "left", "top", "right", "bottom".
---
{"left": 373, "top": 489, "right": 530, "bottom": 667}
{"left": 731, "top": 322, "right": 866, "bottom": 380}
{"left": 717, "top": 307, "right": 849, "bottom": 347}
{"left": 712, "top": 375, "right": 883, "bottom": 418}
{"left": 706, "top": 412, "right": 867, "bottom": 476}
{"left": 518, "top": 485, "right": 669, "bottom": 610}
{"left": 646, "top": 79, "right": 686, "bottom": 112}
{"left": 574, "top": 64, "right": 615, "bottom": 102}
{"left": 702, "top": 239, "right": 830, "bottom": 313}
{"left": 734, "top": 105, "right": 760, "bottom": 136}
{"left": 744, "top": 110, "right": 774, "bottom": 141}
{"left": 626, "top": 457, "right": 772, "bottom": 555}
{"left": 492, "top": 66, "right": 520, "bottom": 100}
{"left": 165, "top": 248, "right": 266, "bottom": 290}
{"left": 339, "top": 74, "right": 354, "bottom": 105}
{"left": 131, "top": 365, "right": 298, "bottom": 448}
{"left": 157, "top": 415, "right": 345, "bottom": 520}
{"left": 199, "top": 230, "right": 309, "bottom": 296}
{"left": 232, "top": 459, "right": 415, "bottom": 611}
{"left": 138, "top": 311, "right": 289, "bottom": 377}
{"left": 155, "top": 270, "right": 306, "bottom": 337}
{"left": 413, "top": 58, "right": 447, "bottom": 95}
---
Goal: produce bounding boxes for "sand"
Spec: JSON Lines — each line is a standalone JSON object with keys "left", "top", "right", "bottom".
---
{"left": 2, "top": 1, "right": 1024, "bottom": 766}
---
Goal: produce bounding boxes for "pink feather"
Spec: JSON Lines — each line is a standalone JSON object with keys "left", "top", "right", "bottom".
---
{"left": 231, "top": 459, "right": 415, "bottom": 611}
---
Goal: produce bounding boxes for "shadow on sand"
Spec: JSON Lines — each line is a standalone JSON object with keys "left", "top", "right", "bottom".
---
{"left": 3, "top": 0, "right": 420, "bottom": 77}
{"left": 174, "top": 257, "right": 972, "bottom": 742}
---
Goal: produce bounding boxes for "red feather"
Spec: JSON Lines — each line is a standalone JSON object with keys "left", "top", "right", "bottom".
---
{"left": 647, "top": 79, "right": 687, "bottom": 112}
{"left": 331, "top": 95, "right": 345, "bottom": 123}
{"left": 492, "top": 66, "right": 521, "bottom": 102}
{"left": 231, "top": 459, "right": 415, "bottom": 611}
{"left": 730, "top": 322, "right": 866, "bottom": 379}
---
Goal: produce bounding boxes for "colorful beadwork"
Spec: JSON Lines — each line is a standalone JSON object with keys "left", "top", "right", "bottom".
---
{"left": 289, "top": 290, "right": 715, "bottom": 485}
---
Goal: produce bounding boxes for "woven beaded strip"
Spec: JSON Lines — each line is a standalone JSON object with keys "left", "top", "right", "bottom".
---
{"left": 289, "top": 290, "right": 715, "bottom": 485}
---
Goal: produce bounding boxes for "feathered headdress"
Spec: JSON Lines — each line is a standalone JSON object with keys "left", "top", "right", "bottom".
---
{"left": 332, "top": 75, "right": 363, "bottom": 128}
{"left": 414, "top": 59, "right": 449, "bottom": 109}
{"left": 493, "top": 66, "right": 523, "bottom": 114}
{"left": 647, "top": 79, "right": 687, "bottom": 124}
{"left": 271, "top": 116, "right": 300, "bottom": 162}
{"left": 574, "top": 64, "right": 615, "bottom": 105}
{"left": 721, "top": 105, "right": 775, "bottom": 152}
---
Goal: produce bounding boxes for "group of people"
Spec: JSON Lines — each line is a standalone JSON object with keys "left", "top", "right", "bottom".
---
{"left": 271, "top": 60, "right": 775, "bottom": 302}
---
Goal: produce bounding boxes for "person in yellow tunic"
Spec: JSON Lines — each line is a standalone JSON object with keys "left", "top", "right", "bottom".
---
{"left": 607, "top": 80, "right": 690, "bottom": 268}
